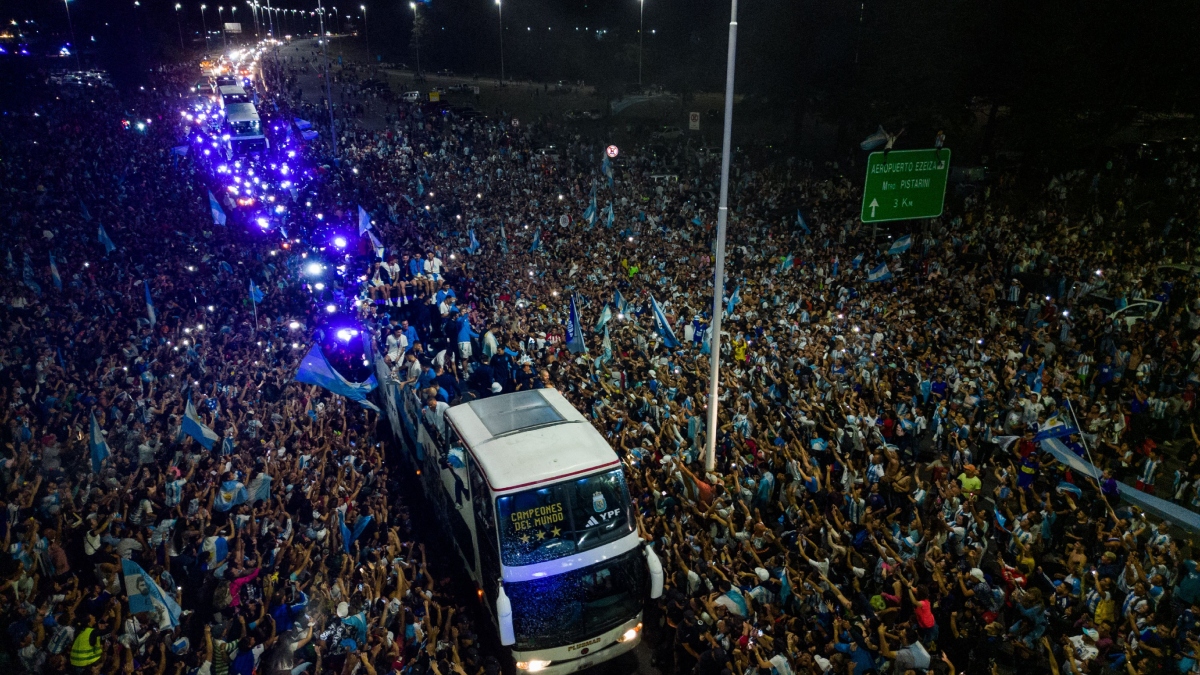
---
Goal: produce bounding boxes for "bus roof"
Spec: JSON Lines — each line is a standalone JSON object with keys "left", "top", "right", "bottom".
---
{"left": 225, "top": 103, "right": 260, "bottom": 123}
{"left": 218, "top": 85, "right": 247, "bottom": 96}
{"left": 446, "top": 389, "right": 620, "bottom": 494}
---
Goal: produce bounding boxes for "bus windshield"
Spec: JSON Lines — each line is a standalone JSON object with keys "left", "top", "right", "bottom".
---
{"left": 505, "top": 547, "right": 644, "bottom": 651}
{"left": 496, "top": 469, "right": 634, "bottom": 566}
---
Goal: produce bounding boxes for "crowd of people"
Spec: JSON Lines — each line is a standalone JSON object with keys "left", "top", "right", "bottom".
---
{"left": 2, "top": 39, "right": 1200, "bottom": 675}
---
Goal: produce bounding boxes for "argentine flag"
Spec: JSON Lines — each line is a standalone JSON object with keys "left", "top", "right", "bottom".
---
{"left": 594, "top": 303, "right": 612, "bottom": 333}
{"left": 367, "top": 230, "right": 385, "bottom": 260}
{"left": 725, "top": 285, "right": 741, "bottom": 315}
{"left": 249, "top": 279, "right": 265, "bottom": 304}
{"left": 583, "top": 194, "right": 598, "bottom": 228}
{"left": 98, "top": 224, "right": 117, "bottom": 254}
{"left": 529, "top": 227, "right": 542, "bottom": 253}
{"left": 466, "top": 229, "right": 481, "bottom": 255}
{"left": 208, "top": 190, "right": 227, "bottom": 226}
{"left": 779, "top": 254, "right": 794, "bottom": 273}
{"left": 1033, "top": 415, "right": 1079, "bottom": 443}
{"left": 649, "top": 295, "right": 680, "bottom": 348}
{"left": 88, "top": 412, "right": 110, "bottom": 473}
{"left": 867, "top": 263, "right": 893, "bottom": 283}
{"left": 887, "top": 234, "right": 912, "bottom": 256}
{"left": 852, "top": 253, "right": 864, "bottom": 270}
{"left": 499, "top": 223, "right": 509, "bottom": 254}
{"left": 182, "top": 399, "right": 220, "bottom": 450}
{"left": 860, "top": 125, "right": 888, "bottom": 151}
{"left": 295, "top": 344, "right": 380, "bottom": 411}
{"left": 614, "top": 289, "right": 628, "bottom": 315}
{"left": 796, "top": 210, "right": 810, "bottom": 234}
{"left": 358, "top": 205, "right": 372, "bottom": 235}
{"left": 144, "top": 280, "right": 156, "bottom": 326}
{"left": 603, "top": 202, "right": 614, "bottom": 229}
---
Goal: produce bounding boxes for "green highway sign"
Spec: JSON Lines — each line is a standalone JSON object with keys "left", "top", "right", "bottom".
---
{"left": 860, "top": 148, "right": 951, "bottom": 223}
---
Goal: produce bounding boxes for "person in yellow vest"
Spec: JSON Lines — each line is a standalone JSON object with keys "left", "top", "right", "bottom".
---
{"left": 69, "top": 614, "right": 105, "bottom": 673}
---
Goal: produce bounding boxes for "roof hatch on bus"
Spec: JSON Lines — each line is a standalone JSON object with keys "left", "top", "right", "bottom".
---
{"left": 465, "top": 390, "right": 565, "bottom": 437}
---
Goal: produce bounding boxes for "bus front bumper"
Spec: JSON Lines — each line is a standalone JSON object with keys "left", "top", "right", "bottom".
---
{"left": 513, "top": 616, "right": 643, "bottom": 674}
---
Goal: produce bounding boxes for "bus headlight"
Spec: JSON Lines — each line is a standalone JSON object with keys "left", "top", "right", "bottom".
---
{"left": 618, "top": 623, "right": 642, "bottom": 642}
{"left": 515, "top": 660, "right": 551, "bottom": 672}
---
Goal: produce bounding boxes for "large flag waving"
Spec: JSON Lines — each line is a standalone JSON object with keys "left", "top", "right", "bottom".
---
{"left": 860, "top": 125, "right": 888, "bottom": 151}
{"left": 358, "top": 205, "right": 372, "bottom": 235}
{"left": 887, "top": 234, "right": 912, "bottom": 256}
{"left": 98, "top": 224, "right": 116, "bottom": 254}
{"left": 603, "top": 202, "right": 615, "bottom": 229}
{"left": 594, "top": 303, "right": 612, "bottom": 333}
{"left": 249, "top": 279, "right": 265, "bottom": 304}
{"left": 144, "top": 280, "right": 156, "bottom": 326}
{"left": 367, "top": 230, "right": 385, "bottom": 260}
{"left": 796, "top": 210, "right": 810, "bottom": 234}
{"left": 867, "top": 263, "right": 893, "bottom": 283}
{"left": 122, "top": 559, "right": 182, "bottom": 628}
{"left": 182, "top": 399, "right": 220, "bottom": 450}
{"left": 649, "top": 296, "right": 680, "bottom": 348}
{"left": 295, "top": 344, "right": 380, "bottom": 411}
{"left": 499, "top": 223, "right": 509, "bottom": 254}
{"left": 208, "top": 190, "right": 227, "bottom": 226}
{"left": 565, "top": 295, "right": 587, "bottom": 354}
{"left": 614, "top": 289, "right": 628, "bottom": 315}
{"left": 88, "top": 412, "right": 110, "bottom": 473}
{"left": 529, "top": 227, "right": 542, "bottom": 253}
{"left": 725, "top": 286, "right": 741, "bottom": 316}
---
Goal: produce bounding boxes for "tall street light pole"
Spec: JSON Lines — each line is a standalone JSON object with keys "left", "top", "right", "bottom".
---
{"left": 62, "top": 0, "right": 81, "bottom": 69}
{"left": 200, "top": 4, "right": 211, "bottom": 51}
{"left": 360, "top": 5, "right": 370, "bottom": 62}
{"left": 495, "top": 0, "right": 504, "bottom": 83}
{"left": 704, "top": 0, "right": 739, "bottom": 473}
{"left": 409, "top": 2, "right": 420, "bottom": 75}
{"left": 174, "top": 3, "right": 186, "bottom": 50}
{"left": 217, "top": 6, "right": 227, "bottom": 49}
{"left": 231, "top": 6, "right": 238, "bottom": 44}
{"left": 638, "top": 0, "right": 644, "bottom": 88}
{"left": 316, "top": 0, "right": 337, "bottom": 158}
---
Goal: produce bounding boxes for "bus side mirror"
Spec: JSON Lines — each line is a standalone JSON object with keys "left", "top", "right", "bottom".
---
{"left": 644, "top": 544, "right": 664, "bottom": 600}
{"left": 496, "top": 582, "right": 516, "bottom": 646}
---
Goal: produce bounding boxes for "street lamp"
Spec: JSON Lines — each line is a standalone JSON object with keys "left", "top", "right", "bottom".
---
{"left": 495, "top": 0, "right": 504, "bottom": 83}
{"left": 61, "top": 0, "right": 81, "bottom": 70}
{"left": 410, "top": 2, "right": 420, "bottom": 75}
{"left": 246, "top": 2, "right": 258, "bottom": 38}
{"left": 217, "top": 6, "right": 227, "bottom": 49}
{"left": 174, "top": 3, "right": 185, "bottom": 49}
{"left": 200, "top": 3, "right": 210, "bottom": 51}
{"left": 638, "top": 0, "right": 644, "bottom": 88}
{"left": 359, "top": 5, "right": 369, "bottom": 58}
{"left": 332, "top": 6, "right": 340, "bottom": 34}
{"left": 230, "top": 6, "right": 237, "bottom": 44}
{"left": 703, "top": 0, "right": 740, "bottom": 473}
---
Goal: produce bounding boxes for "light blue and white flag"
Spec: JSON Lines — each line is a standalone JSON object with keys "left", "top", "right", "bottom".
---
{"left": 860, "top": 125, "right": 888, "bottom": 151}
{"left": 565, "top": 295, "right": 587, "bottom": 354}
{"left": 213, "top": 479, "right": 249, "bottom": 512}
{"left": 649, "top": 296, "right": 680, "bottom": 348}
{"left": 595, "top": 303, "right": 612, "bottom": 333}
{"left": 601, "top": 325, "right": 613, "bottom": 363}
{"left": 249, "top": 279, "right": 264, "bottom": 304}
{"left": 796, "top": 210, "right": 810, "bottom": 234}
{"left": 22, "top": 252, "right": 41, "bottom": 295}
{"left": 89, "top": 412, "right": 110, "bottom": 473}
{"left": 208, "top": 190, "right": 227, "bottom": 226}
{"left": 182, "top": 399, "right": 220, "bottom": 450}
{"left": 416, "top": 177, "right": 424, "bottom": 197}
{"left": 98, "top": 224, "right": 117, "bottom": 254}
{"left": 499, "top": 223, "right": 509, "bottom": 254}
{"left": 852, "top": 253, "right": 864, "bottom": 270}
{"left": 1033, "top": 415, "right": 1079, "bottom": 443}
{"left": 144, "top": 280, "right": 156, "bottom": 326}
{"left": 614, "top": 289, "right": 628, "bottom": 315}
{"left": 367, "top": 230, "right": 385, "bottom": 259}
{"left": 529, "top": 227, "right": 542, "bottom": 253}
{"left": 725, "top": 285, "right": 741, "bottom": 315}
{"left": 122, "top": 559, "right": 182, "bottom": 628}
{"left": 358, "top": 205, "right": 372, "bottom": 235}
{"left": 80, "top": 199, "right": 93, "bottom": 222}
{"left": 867, "top": 263, "right": 893, "bottom": 283}
{"left": 221, "top": 435, "right": 235, "bottom": 456}
{"left": 603, "top": 202, "right": 614, "bottom": 229}
{"left": 583, "top": 187, "right": 598, "bottom": 227}
{"left": 466, "top": 229, "right": 481, "bottom": 255}
{"left": 778, "top": 254, "right": 794, "bottom": 273}
{"left": 887, "top": 234, "right": 912, "bottom": 256}
{"left": 48, "top": 253, "right": 62, "bottom": 291}
{"left": 295, "top": 344, "right": 380, "bottom": 411}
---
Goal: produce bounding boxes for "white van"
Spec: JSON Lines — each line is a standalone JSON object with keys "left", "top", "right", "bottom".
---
{"left": 402, "top": 91, "right": 421, "bottom": 103}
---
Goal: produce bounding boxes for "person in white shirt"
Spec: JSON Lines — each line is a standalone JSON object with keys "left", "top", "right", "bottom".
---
{"left": 386, "top": 328, "right": 408, "bottom": 363}
{"left": 422, "top": 251, "right": 444, "bottom": 294}
{"left": 424, "top": 395, "right": 450, "bottom": 438}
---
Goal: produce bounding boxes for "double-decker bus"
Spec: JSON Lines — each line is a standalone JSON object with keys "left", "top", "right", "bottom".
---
{"left": 216, "top": 84, "right": 251, "bottom": 110}
{"left": 394, "top": 387, "right": 663, "bottom": 674}
{"left": 222, "top": 102, "right": 268, "bottom": 155}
